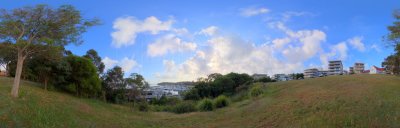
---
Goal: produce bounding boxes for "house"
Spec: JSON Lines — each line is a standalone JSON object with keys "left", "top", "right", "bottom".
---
{"left": 304, "top": 68, "right": 319, "bottom": 78}
{"left": 328, "top": 60, "right": 343, "bottom": 75}
{"left": 370, "top": 65, "right": 385, "bottom": 74}
{"left": 273, "top": 74, "right": 291, "bottom": 81}
{"left": 354, "top": 62, "right": 365, "bottom": 74}
{"left": 252, "top": 74, "right": 269, "bottom": 80}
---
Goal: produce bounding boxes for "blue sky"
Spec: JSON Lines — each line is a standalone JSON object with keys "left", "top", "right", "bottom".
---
{"left": 2, "top": 0, "right": 399, "bottom": 84}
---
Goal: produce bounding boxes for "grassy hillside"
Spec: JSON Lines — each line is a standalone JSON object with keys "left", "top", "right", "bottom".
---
{"left": 1, "top": 75, "right": 400, "bottom": 127}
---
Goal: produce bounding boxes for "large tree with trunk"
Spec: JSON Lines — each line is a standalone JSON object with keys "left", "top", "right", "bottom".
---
{"left": 0, "top": 5, "right": 98, "bottom": 97}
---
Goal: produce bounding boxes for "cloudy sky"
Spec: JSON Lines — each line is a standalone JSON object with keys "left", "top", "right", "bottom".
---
{"left": 2, "top": 0, "right": 399, "bottom": 84}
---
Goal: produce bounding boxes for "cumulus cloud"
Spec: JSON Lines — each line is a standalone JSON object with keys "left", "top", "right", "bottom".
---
{"left": 111, "top": 16, "right": 173, "bottom": 48}
{"left": 102, "top": 57, "right": 118, "bottom": 71}
{"left": 102, "top": 57, "right": 140, "bottom": 73}
{"left": 154, "top": 20, "right": 333, "bottom": 82}
{"left": 319, "top": 42, "right": 348, "bottom": 69}
{"left": 120, "top": 57, "right": 140, "bottom": 72}
{"left": 240, "top": 7, "right": 270, "bottom": 17}
{"left": 198, "top": 26, "right": 219, "bottom": 36}
{"left": 147, "top": 34, "right": 197, "bottom": 57}
{"left": 348, "top": 36, "right": 365, "bottom": 52}
{"left": 155, "top": 37, "right": 301, "bottom": 82}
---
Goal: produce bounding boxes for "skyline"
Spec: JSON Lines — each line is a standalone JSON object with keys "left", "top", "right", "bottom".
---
{"left": 2, "top": 0, "right": 399, "bottom": 84}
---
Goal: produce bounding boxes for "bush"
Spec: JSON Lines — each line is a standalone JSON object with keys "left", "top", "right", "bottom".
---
{"left": 250, "top": 85, "right": 264, "bottom": 97}
{"left": 213, "top": 95, "right": 229, "bottom": 108}
{"left": 197, "top": 99, "right": 214, "bottom": 111}
{"left": 151, "top": 105, "right": 172, "bottom": 112}
{"left": 184, "top": 89, "right": 201, "bottom": 101}
{"left": 137, "top": 102, "right": 149, "bottom": 112}
{"left": 172, "top": 102, "right": 197, "bottom": 114}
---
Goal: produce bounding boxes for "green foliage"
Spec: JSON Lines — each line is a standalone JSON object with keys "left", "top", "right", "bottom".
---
{"left": 197, "top": 99, "right": 214, "bottom": 111}
{"left": 83, "top": 49, "right": 105, "bottom": 74}
{"left": 383, "top": 10, "right": 400, "bottom": 75}
{"left": 172, "top": 101, "right": 197, "bottom": 114}
{"left": 184, "top": 89, "right": 200, "bottom": 100}
{"left": 0, "top": 4, "right": 99, "bottom": 97}
{"left": 189, "top": 72, "right": 254, "bottom": 100}
{"left": 137, "top": 102, "right": 150, "bottom": 112}
{"left": 250, "top": 84, "right": 264, "bottom": 98}
{"left": 64, "top": 55, "right": 101, "bottom": 97}
{"left": 125, "top": 73, "right": 149, "bottom": 90}
{"left": 213, "top": 95, "right": 229, "bottom": 108}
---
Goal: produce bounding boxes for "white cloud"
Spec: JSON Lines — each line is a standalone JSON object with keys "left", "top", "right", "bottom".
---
{"left": 120, "top": 57, "right": 140, "bottom": 72}
{"left": 155, "top": 36, "right": 301, "bottom": 82}
{"left": 348, "top": 36, "right": 365, "bottom": 52}
{"left": 102, "top": 57, "right": 140, "bottom": 73}
{"left": 147, "top": 34, "right": 197, "bottom": 57}
{"left": 282, "top": 11, "right": 314, "bottom": 22}
{"left": 370, "top": 44, "right": 381, "bottom": 52}
{"left": 198, "top": 26, "right": 219, "bottom": 36}
{"left": 272, "top": 37, "right": 291, "bottom": 49}
{"left": 102, "top": 57, "right": 118, "bottom": 71}
{"left": 332, "top": 42, "right": 348, "bottom": 60}
{"left": 240, "top": 7, "right": 270, "bottom": 17}
{"left": 111, "top": 16, "right": 173, "bottom": 48}
{"left": 319, "top": 42, "right": 348, "bottom": 69}
{"left": 154, "top": 22, "right": 330, "bottom": 82}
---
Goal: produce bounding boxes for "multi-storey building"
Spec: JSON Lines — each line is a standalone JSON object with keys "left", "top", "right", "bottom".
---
{"left": 349, "top": 67, "right": 355, "bottom": 74}
{"left": 354, "top": 63, "right": 365, "bottom": 74}
{"left": 304, "top": 68, "right": 319, "bottom": 78}
{"left": 328, "top": 60, "right": 343, "bottom": 75}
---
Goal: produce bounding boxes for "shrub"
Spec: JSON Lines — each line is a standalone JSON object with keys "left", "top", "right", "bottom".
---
{"left": 250, "top": 85, "right": 264, "bottom": 97}
{"left": 172, "top": 102, "right": 197, "bottom": 114}
{"left": 184, "top": 89, "right": 201, "bottom": 101}
{"left": 197, "top": 99, "right": 214, "bottom": 111}
{"left": 213, "top": 95, "right": 229, "bottom": 108}
{"left": 137, "top": 102, "right": 149, "bottom": 112}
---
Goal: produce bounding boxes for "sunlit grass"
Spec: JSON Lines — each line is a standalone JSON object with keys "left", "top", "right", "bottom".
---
{"left": 1, "top": 75, "right": 400, "bottom": 127}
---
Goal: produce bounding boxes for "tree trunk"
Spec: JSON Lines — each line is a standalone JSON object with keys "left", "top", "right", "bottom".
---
{"left": 11, "top": 52, "right": 25, "bottom": 98}
{"left": 44, "top": 77, "right": 48, "bottom": 90}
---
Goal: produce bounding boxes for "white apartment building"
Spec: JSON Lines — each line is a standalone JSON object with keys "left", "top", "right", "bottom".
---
{"left": 328, "top": 60, "right": 343, "bottom": 75}
{"left": 354, "top": 62, "right": 365, "bottom": 74}
{"left": 304, "top": 68, "right": 319, "bottom": 78}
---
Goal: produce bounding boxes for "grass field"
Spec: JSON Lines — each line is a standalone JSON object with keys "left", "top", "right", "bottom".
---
{"left": 1, "top": 75, "right": 400, "bottom": 128}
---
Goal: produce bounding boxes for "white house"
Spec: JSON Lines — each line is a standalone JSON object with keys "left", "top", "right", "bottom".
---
{"left": 370, "top": 66, "right": 385, "bottom": 74}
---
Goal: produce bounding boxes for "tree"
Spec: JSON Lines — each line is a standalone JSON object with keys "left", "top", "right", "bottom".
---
{"left": 102, "top": 66, "right": 126, "bottom": 103}
{"left": 25, "top": 45, "right": 64, "bottom": 90}
{"left": 125, "top": 73, "right": 149, "bottom": 102}
{"left": 0, "top": 5, "right": 99, "bottom": 97}
{"left": 383, "top": 10, "right": 400, "bottom": 74}
{"left": 83, "top": 49, "right": 105, "bottom": 75}
{"left": 382, "top": 54, "right": 400, "bottom": 74}
{"left": 65, "top": 55, "right": 101, "bottom": 97}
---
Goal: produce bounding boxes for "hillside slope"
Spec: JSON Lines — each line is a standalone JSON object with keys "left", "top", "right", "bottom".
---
{"left": 1, "top": 75, "right": 400, "bottom": 127}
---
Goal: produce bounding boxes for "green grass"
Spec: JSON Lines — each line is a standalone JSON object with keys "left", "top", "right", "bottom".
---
{"left": 1, "top": 75, "right": 400, "bottom": 127}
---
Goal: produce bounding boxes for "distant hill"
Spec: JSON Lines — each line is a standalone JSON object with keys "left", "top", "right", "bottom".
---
{"left": 1, "top": 75, "right": 400, "bottom": 127}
